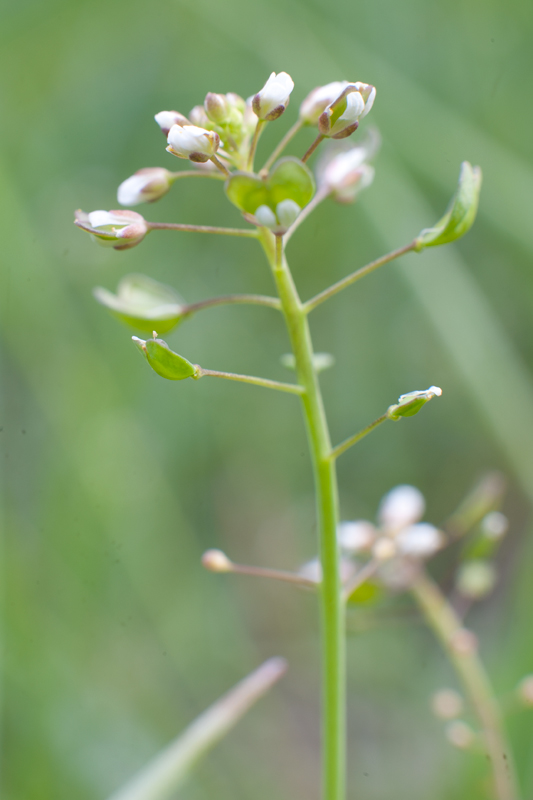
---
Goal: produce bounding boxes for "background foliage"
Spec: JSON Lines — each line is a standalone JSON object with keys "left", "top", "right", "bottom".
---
{"left": 2, "top": 0, "right": 533, "bottom": 797}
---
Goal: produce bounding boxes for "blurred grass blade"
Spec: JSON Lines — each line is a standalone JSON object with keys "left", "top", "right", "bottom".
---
{"left": 108, "top": 658, "right": 287, "bottom": 800}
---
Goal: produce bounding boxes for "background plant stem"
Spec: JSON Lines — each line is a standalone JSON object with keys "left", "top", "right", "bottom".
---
{"left": 411, "top": 571, "right": 519, "bottom": 800}
{"left": 260, "top": 231, "right": 345, "bottom": 800}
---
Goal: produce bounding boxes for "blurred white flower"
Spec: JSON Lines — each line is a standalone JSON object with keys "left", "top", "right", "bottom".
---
{"left": 117, "top": 168, "right": 173, "bottom": 206}
{"left": 378, "top": 485, "right": 426, "bottom": 531}
{"left": 154, "top": 110, "right": 188, "bottom": 135}
{"left": 338, "top": 521, "right": 376, "bottom": 553}
{"left": 395, "top": 523, "right": 442, "bottom": 557}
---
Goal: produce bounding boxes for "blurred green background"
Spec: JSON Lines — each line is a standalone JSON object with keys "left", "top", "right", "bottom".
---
{"left": 2, "top": 0, "right": 533, "bottom": 797}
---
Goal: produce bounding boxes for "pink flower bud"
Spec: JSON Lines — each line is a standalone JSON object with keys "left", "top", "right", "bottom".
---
{"left": 74, "top": 209, "right": 149, "bottom": 250}
{"left": 117, "top": 168, "right": 173, "bottom": 206}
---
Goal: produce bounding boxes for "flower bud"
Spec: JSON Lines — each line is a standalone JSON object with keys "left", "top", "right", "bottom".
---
{"left": 252, "top": 71, "right": 294, "bottom": 121}
{"left": 299, "top": 81, "right": 349, "bottom": 125}
{"left": 387, "top": 386, "right": 442, "bottom": 420}
{"left": 226, "top": 92, "right": 246, "bottom": 113}
{"left": 202, "top": 549, "right": 233, "bottom": 572}
{"left": 189, "top": 105, "right": 212, "bottom": 128}
{"left": 117, "top": 167, "right": 173, "bottom": 206}
{"left": 204, "top": 92, "right": 230, "bottom": 124}
{"left": 414, "top": 161, "right": 482, "bottom": 251}
{"left": 167, "top": 124, "right": 220, "bottom": 163}
{"left": 93, "top": 273, "right": 184, "bottom": 334}
{"left": 445, "top": 721, "right": 475, "bottom": 750}
{"left": 322, "top": 151, "right": 375, "bottom": 203}
{"left": 395, "top": 523, "right": 443, "bottom": 558}
{"left": 318, "top": 83, "right": 376, "bottom": 139}
{"left": 431, "top": 689, "right": 464, "bottom": 720}
{"left": 455, "top": 560, "right": 496, "bottom": 599}
{"left": 378, "top": 485, "right": 425, "bottom": 531}
{"left": 154, "top": 110, "right": 189, "bottom": 135}
{"left": 132, "top": 334, "right": 198, "bottom": 380}
{"left": 74, "top": 209, "right": 148, "bottom": 250}
{"left": 481, "top": 511, "right": 508, "bottom": 540}
{"left": 338, "top": 521, "right": 376, "bottom": 553}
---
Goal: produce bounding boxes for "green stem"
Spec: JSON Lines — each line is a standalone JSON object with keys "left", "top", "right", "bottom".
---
{"left": 247, "top": 120, "right": 266, "bottom": 172}
{"left": 330, "top": 413, "right": 388, "bottom": 460}
{"left": 302, "top": 133, "right": 325, "bottom": 164}
{"left": 209, "top": 155, "right": 231, "bottom": 176}
{"left": 261, "top": 119, "right": 304, "bottom": 172}
{"left": 148, "top": 222, "right": 258, "bottom": 238}
{"left": 183, "top": 294, "right": 281, "bottom": 316}
{"left": 412, "top": 571, "right": 519, "bottom": 800}
{"left": 260, "top": 231, "right": 345, "bottom": 800}
{"left": 284, "top": 187, "right": 331, "bottom": 245}
{"left": 304, "top": 242, "right": 417, "bottom": 313}
{"left": 198, "top": 367, "right": 303, "bottom": 395}
{"left": 226, "top": 562, "right": 318, "bottom": 590}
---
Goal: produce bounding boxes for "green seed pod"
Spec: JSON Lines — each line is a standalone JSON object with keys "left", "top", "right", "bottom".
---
{"left": 387, "top": 386, "right": 442, "bottom": 420}
{"left": 132, "top": 334, "right": 197, "bottom": 380}
{"left": 414, "top": 162, "right": 482, "bottom": 251}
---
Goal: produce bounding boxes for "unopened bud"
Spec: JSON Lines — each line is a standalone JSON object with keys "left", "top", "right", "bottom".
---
{"left": 117, "top": 167, "right": 173, "bottom": 206}
{"left": 445, "top": 720, "right": 475, "bottom": 749}
{"left": 414, "top": 161, "right": 482, "bottom": 251}
{"left": 450, "top": 628, "right": 478, "bottom": 656}
{"left": 202, "top": 549, "right": 233, "bottom": 572}
{"left": 299, "top": 81, "right": 349, "bottom": 125}
{"left": 318, "top": 83, "right": 375, "bottom": 139}
{"left": 482, "top": 511, "right": 508, "bottom": 540}
{"left": 167, "top": 124, "right": 220, "bottom": 162}
{"left": 431, "top": 689, "right": 464, "bottom": 720}
{"left": 154, "top": 110, "right": 188, "bottom": 135}
{"left": 338, "top": 521, "right": 376, "bottom": 553}
{"left": 517, "top": 675, "right": 533, "bottom": 707}
{"left": 74, "top": 209, "right": 148, "bottom": 250}
{"left": 204, "top": 92, "right": 230, "bottom": 123}
{"left": 252, "top": 71, "right": 294, "bottom": 121}
{"left": 378, "top": 485, "right": 425, "bottom": 531}
{"left": 189, "top": 105, "right": 211, "bottom": 128}
{"left": 456, "top": 560, "right": 496, "bottom": 599}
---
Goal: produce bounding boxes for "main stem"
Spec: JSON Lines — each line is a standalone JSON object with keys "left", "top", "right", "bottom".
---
{"left": 412, "top": 571, "right": 519, "bottom": 800}
{"left": 260, "top": 231, "right": 345, "bottom": 800}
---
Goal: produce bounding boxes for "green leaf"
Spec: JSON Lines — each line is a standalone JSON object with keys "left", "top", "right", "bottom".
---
{"left": 132, "top": 336, "right": 197, "bottom": 380}
{"left": 414, "top": 162, "right": 482, "bottom": 251}
{"left": 225, "top": 157, "right": 315, "bottom": 218}
{"left": 387, "top": 386, "right": 442, "bottom": 420}
{"left": 94, "top": 274, "right": 185, "bottom": 334}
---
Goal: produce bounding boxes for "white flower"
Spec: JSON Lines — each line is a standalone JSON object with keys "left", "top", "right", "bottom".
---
{"left": 318, "top": 82, "right": 376, "bottom": 139}
{"left": 395, "top": 523, "right": 442, "bottom": 557}
{"left": 252, "top": 71, "right": 294, "bottom": 120}
{"left": 167, "top": 124, "right": 220, "bottom": 162}
{"left": 117, "top": 168, "right": 173, "bottom": 206}
{"left": 299, "top": 81, "right": 349, "bottom": 125}
{"left": 378, "top": 485, "right": 426, "bottom": 531}
{"left": 321, "top": 148, "right": 375, "bottom": 203}
{"left": 74, "top": 209, "right": 149, "bottom": 250}
{"left": 338, "top": 521, "right": 376, "bottom": 553}
{"left": 154, "top": 110, "right": 188, "bottom": 135}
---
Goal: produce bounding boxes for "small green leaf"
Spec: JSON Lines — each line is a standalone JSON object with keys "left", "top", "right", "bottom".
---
{"left": 94, "top": 274, "right": 185, "bottom": 334}
{"left": 414, "top": 162, "right": 482, "bottom": 251}
{"left": 387, "top": 386, "right": 442, "bottom": 420}
{"left": 346, "top": 580, "right": 383, "bottom": 606}
{"left": 132, "top": 335, "right": 197, "bottom": 380}
{"left": 225, "top": 157, "right": 315, "bottom": 218}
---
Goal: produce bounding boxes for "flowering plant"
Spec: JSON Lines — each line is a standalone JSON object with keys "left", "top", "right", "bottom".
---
{"left": 75, "top": 71, "right": 525, "bottom": 800}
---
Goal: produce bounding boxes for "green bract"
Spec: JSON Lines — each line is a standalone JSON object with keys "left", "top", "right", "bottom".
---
{"left": 414, "top": 161, "right": 482, "bottom": 251}
{"left": 94, "top": 274, "right": 185, "bottom": 334}
{"left": 225, "top": 157, "right": 315, "bottom": 221}
{"left": 133, "top": 335, "right": 197, "bottom": 380}
{"left": 387, "top": 386, "right": 442, "bottom": 420}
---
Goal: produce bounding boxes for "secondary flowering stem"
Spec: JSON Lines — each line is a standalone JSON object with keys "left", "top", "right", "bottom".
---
{"left": 247, "top": 119, "right": 266, "bottom": 172}
{"left": 209, "top": 155, "right": 231, "bottom": 176}
{"left": 170, "top": 170, "right": 226, "bottom": 182}
{"left": 197, "top": 367, "right": 304, "bottom": 395}
{"left": 260, "top": 229, "right": 345, "bottom": 800}
{"left": 284, "top": 187, "right": 331, "bottom": 245}
{"left": 225, "top": 562, "right": 318, "bottom": 590}
{"left": 330, "top": 413, "right": 388, "bottom": 461}
{"left": 148, "top": 222, "right": 258, "bottom": 238}
{"left": 304, "top": 242, "right": 417, "bottom": 313}
{"left": 302, "top": 133, "right": 325, "bottom": 163}
{"left": 261, "top": 119, "right": 304, "bottom": 172}
{"left": 183, "top": 294, "right": 281, "bottom": 316}
{"left": 412, "top": 572, "right": 519, "bottom": 800}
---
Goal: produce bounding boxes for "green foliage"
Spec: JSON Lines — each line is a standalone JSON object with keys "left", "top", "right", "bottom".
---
{"left": 94, "top": 275, "right": 185, "bottom": 334}
{"left": 225, "top": 157, "right": 315, "bottom": 217}
{"left": 133, "top": 336, "right": 197, "bottom": 380}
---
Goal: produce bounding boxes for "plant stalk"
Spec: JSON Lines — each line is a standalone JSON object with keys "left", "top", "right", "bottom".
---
{"left": 412, "top": 571, "right": 519, "bottom": 800}
{"left": 260, "top": 231, "right": 345, "bottom": 800}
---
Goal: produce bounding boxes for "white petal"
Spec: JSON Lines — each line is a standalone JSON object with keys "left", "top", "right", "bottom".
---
{"left": 378, "top": 485, "right": 425, "bottom": 530}
{"left": 338, "top": 520, "right": 376, "bottom": 553}
{"left": 396, "top": 523, "right": 442, "bottom": 557}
